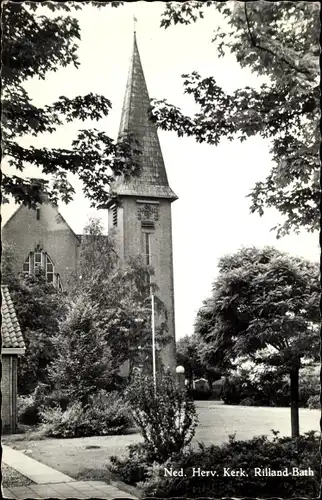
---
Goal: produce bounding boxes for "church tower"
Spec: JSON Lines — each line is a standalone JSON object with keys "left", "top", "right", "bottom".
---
{"left": 108, "top": 32, "right": 178, "bottom": 373}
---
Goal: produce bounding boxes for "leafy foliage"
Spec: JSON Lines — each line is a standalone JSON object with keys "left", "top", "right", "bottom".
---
{"left": 48, "top": 296, "right": 118, "bottom": 404}
{"left": 72, "top": 217, "right": 170, "bottom": 375}
{"left": 17, "top": 391, "right": 41, "bottom": 426}
{"left": 2, "top": 1, "right": 141, "bottom": 208}
{"left": 160, "top": 2, "right": 213, "bottom": 28}
{"left": 154, "top": 2, "right": 320, "bottom": 236}
{"left": 137, "top": 431, "right": 320, "bottom": 498}
{"left": 2, "top": 247, "right": 67, "bottom": 394}
{"left": 221, "top": 366, "right": 289, "bottom": 407}
{"left": 40, "top": 390, "right": 131, "bottom": 438}
{"left": 298, "top": 366, "right": 320, "bottom": 407}
{"left": 195, "top": 246, "right": 320, "bottom": 370}
{"left": 195, "top": 246, "right": 319, "bottom": 435}
{"left": 110, "top": 443, "right": 151, "bottom": 485}
{"left": 125, "top": 372, "right": 198, "bottom": 463}
{"left": 17, "top": 382, "right": 58, "bottom": 426}
{"left": 222, "top": 360, "right": 319, "bottom": 407}
{"left": 307, "top": 395, "right": 320, "bottom": 410}
{"left": 176, "top": 333, "right": 222, "bottom": 390}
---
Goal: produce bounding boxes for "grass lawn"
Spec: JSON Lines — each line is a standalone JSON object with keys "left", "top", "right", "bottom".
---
{"left": 2, "top": 432, "right": 142, "bottom": 481}
{"left": 2, "top": 463, "right": 34, "bottom": 488}
{"left": 2, "top": 402, "right": 319, "bottom": 481}
{"left": 195, "top": 401, "right": 320, "bottom": 445}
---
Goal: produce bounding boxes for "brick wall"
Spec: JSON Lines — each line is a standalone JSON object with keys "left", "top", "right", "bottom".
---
{"left": 2, "top": 203, "right": 81, "bottom": 291}
{"left": 1, "top": 355, "right": 17, "bottom": 433}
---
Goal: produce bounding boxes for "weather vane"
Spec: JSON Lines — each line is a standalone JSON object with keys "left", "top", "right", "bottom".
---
{"left": 133, "top": 14, "right": 138, "bottom": 33}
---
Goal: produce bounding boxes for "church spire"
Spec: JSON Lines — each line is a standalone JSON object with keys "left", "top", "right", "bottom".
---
{"left": 113, "top": 32, "right": 178, "bottom": 200}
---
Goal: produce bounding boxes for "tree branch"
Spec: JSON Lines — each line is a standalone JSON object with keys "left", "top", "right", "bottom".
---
{"left": 243, "top": 3, "right": 313, "bottom": 79}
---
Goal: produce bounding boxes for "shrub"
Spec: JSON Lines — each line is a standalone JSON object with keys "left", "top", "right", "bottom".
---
{"left": 43, "top": 390, "right": 70, "bottom": 411}
{"left": 110, "top": 443, "right": 150, "bottom": 484}
{"left": 187, "top": 388, "right": 212, "bottom": 400}
{"left": 221, "top": 375, "right": 244, "bottom": 405}
{"left": 299, "top": 367, "right": 319, "bottom": 407}
{"left": 239, "top": 396, "right": 260, "bottom": 406}
{"left": 307, "top": 394, "right": 320, "bottom": 409}
{"left": 40, "top": 390, "right": 132, "bottom": 438}
{"left": 18, "top": 394, "right": 40, "bottom": 426}
{"left": 125, "top": 372, "right": 198, "bottom": 463}
{"left": 85, "top": 390, "right": 132, "bottom": 434}
{"left": 222, "top": 370, "right": 290, "bottom": 407}
{"left": 222, "top": 364, "right": 319, "bottom": 408}
{"left": 17, "top": 383, "right": 49, "bottom": 425}
{"left": 40, "top": 402, "right": 84, "bottom": 438}
{"left": 118, "top": 431, "right": 320, "bottom": 498}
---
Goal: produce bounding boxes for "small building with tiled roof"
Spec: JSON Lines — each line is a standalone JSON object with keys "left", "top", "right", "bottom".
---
{"left": 1, "top": 285, "right": 25, "bottom": 433}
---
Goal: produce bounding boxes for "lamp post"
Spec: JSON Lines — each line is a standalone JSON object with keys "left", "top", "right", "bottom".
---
{"left": 151, "top": 291, "right": 156, "bottom": 391}
{"left": 176, "top": 365, "right": 185, "bottom": 390}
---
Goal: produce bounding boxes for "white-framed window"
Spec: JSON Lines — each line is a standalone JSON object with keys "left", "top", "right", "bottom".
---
{"left": 34, "top": 251, "right": 43, "bottom": 271}
{"left": 45, "top": 254, "right": 54, "bottom": 283}
{"left": 21, "top": 249, "right": 63, "bottom": 290}
{"left": 22, "top": 254, "right": 31, "bottom": 275}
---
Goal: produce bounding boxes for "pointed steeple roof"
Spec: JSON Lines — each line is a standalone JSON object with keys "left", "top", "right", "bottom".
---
{"left": 112, "top": 33, "right": 178, "bottom": 201}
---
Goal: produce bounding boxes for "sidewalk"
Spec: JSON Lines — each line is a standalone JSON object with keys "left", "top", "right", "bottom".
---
{"left": 3, "top": 481, "right": 138, "bottom": 499}
{"left": 2, "top": 445, "right": 138, "bottom": 499}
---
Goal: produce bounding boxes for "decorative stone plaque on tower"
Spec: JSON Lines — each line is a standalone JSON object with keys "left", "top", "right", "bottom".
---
{"left": 137, "top": 203, "right": 159, "bottom": 221}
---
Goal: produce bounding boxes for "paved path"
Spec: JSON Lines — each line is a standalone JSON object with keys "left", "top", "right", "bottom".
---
{"left": 2, "top": 445, "right": 75, "bottom": 484}
{"left": 2, "top": 445, "right": 138, "bottom": 499}
{"left": 3, "top": 481, "right": 137, "bottom": 499}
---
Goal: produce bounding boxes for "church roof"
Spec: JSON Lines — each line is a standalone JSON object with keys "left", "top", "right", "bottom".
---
{"left": 112, "top": 32, "right": 178, "bottom": 201}
{"left": 1, "top": 285, "right": 25, "bottom": 350}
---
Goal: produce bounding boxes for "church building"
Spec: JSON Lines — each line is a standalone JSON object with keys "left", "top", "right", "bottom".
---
{"left": 2, "top": 32, "right": 178, "bottom": 373}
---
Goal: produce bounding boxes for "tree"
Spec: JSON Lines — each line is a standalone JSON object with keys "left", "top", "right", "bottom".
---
{"left": 194, "top": 246, "right": 319, "bottom": 437}
{"left": 48, "top": 295, "right": 117, "bottom": 405}
{"left": 2, "top": 246, "right": 67, "bottom": 394}
{"left": 176, "top": 334, "right": 222, "bottom": 390}
{"left": 151, "top": 2, "right": 319, "bottom": 237}
{"left": 72, "top": 217, "right": 170, "bottom": 376}
{"left": 2, "top": 1, "right": 141, "bottom": 209}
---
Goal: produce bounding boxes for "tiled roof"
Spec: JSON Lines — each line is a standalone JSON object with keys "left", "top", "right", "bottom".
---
{"left": 1, "top": 286, "right": 25, "bottom": 350}
{"left": 112, "top": 32, "right": 178, "bottom": 202}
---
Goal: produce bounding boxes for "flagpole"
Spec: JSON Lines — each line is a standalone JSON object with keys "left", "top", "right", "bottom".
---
{"left": 151, "top": 290, "right": 156, "bottom": 391}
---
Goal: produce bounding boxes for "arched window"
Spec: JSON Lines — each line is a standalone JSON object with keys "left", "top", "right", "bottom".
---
{"left": 22, "top": 248, "right": 63, "bottom": 290}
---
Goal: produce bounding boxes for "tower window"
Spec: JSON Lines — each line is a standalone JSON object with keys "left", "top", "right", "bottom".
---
{"left": 145, "top": 232, "right": 151, "bottom": 265}
{"left": 112, "top": 205, "right": 118, "bottom": 227}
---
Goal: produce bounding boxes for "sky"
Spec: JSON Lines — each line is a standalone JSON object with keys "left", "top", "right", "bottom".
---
{"left": 2, "top": 2, "right": 319, "bottom": 339}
